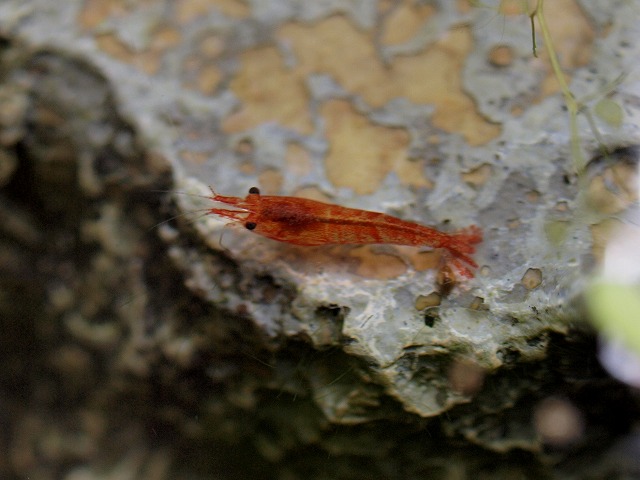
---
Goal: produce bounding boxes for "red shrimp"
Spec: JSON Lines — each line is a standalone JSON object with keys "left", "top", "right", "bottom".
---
{"left": 206, "top": 187, "right": 482, "bottom": 278}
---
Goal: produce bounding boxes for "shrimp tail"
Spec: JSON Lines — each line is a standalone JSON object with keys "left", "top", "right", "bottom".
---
{"left": 447, "top": 255, "right": 477, "bottom": 279}
{"left": 448, "top": 225, "right": 483, "bottom": 253}
{"left": 442, "top": 225, "right": 483, "bottom": 278}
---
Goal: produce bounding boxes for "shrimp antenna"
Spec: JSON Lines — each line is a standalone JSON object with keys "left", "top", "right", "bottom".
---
{"left": 148, "top": 189, "right": 214, "bottom": 202}
{"left": 147, "top": 185, "right": 221, "bottom": 232}
{"left": 148, "top": 207, "right": 211, "bottom": 232}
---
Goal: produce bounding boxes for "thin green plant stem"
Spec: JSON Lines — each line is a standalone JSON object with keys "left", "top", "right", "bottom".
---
{"left": 530, "top": 0, "right": 586, "bottom": 171}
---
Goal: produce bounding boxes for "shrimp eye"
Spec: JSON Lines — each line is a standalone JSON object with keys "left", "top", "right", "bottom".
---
{"left": 245, "top": 221, "right": 257, "bottom": 230}
{"left": 249, "top": 187, "right": 260, "bottom": 195}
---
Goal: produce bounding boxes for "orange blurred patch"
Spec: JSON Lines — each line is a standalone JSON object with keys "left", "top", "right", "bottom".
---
{"left": 278, "top": 17, "right": 501, "bottom": 146}
{"left": 95, "top": 25, "right": 181, "bottom": 75}
{"left": 176, "top": 0, "right": 250, "bottom": 24}
{"left": 322, "top": 100, "right": 410, "bottom": 195}
{"left": 222, "top": 47, "right": 313, "bottom": 134}
{"left": 381, "top": 2, "right": 437, "bottom": 46}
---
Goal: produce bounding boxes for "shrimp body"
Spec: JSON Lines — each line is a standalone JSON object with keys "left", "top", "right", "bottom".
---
{"left": 207, "top": 187, "right": 482, "bottom": 278}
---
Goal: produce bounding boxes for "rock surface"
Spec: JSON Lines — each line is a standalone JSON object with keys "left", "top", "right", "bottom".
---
{"left": 0, "top": 0, "right": 639, "bottom": 478}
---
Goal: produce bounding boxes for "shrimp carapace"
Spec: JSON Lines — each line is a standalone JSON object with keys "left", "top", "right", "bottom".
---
{"left": 206, "top": 187, "right": 482, "bottom": 278}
